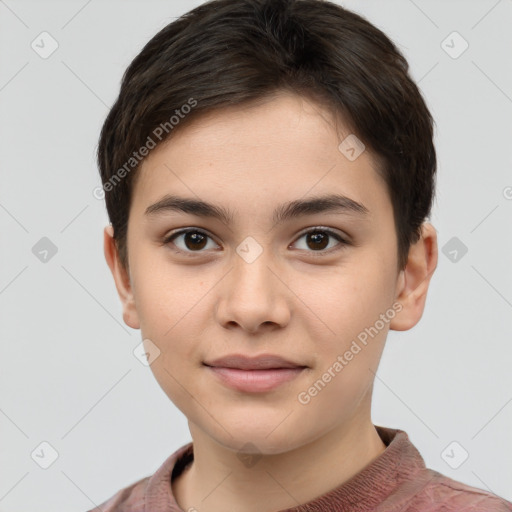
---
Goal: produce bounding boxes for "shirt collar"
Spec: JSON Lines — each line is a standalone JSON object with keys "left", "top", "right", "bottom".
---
{"left": 144, "top": 425, "right": 428, "bottom": 511}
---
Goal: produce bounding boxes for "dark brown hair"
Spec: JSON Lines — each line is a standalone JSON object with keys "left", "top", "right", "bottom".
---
{"left": 97, "top": 0, "right": 436, "bottom": 272}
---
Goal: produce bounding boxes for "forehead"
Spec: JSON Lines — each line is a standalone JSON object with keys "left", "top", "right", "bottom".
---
{"left": 130, "top": 92, "right": 390, "bottom": 224}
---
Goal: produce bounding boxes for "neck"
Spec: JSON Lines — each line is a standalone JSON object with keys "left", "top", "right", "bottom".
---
{"left": 172, "top": 418, "right": 387, "bottom": 512}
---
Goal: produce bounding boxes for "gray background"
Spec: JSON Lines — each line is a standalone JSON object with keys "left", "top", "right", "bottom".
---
{"left": 1, "top": 0, "right": 511, "bottom": 510}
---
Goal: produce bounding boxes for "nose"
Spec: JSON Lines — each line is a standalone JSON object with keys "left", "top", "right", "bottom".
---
{"left": 215, "top": 248, "right": 291, "bottom": 334}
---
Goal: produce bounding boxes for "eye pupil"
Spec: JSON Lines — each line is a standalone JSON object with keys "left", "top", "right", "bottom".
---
{"left": 306, "top": 231, "right": 329, "bottom": 250}
{"left": 185, "top": 232, "right": 207, "bottom": 250}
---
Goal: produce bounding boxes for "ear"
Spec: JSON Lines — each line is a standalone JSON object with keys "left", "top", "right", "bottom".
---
{"left": 389, "top": 222, "right": 438, "bottom": 331}
{"left": 103, "top": 225, "right": 140, "bottom": 330}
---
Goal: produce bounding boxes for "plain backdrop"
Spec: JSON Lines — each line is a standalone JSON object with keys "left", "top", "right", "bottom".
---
{"left": 1, "top": 0, "right": 511, "bottom": 510}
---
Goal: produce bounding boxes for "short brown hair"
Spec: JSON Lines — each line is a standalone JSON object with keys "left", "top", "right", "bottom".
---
{"left": 97, "top": 0, "right": 437, "bottom": 272}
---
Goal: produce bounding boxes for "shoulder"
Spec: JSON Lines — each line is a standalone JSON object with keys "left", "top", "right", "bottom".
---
{"left": 84, "top": 442, "right": 193, "bottom": 512}
{"left": 403, "top": 469, "right": 512, "bottom": 511}
{"left": 86, "top": 475, "right": 149, "bottom": 512}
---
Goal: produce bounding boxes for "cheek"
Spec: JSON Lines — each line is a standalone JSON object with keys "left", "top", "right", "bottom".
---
{"left": 131, "top": 254, "right": 208, "bottom": 337}
{"left": 297, "top": 284, "right": 390, "bottom": 421}
{"left": 300, "top": 257, "right": 393, "bottom": 338}
{"left": 133, "top": 266, "right": 208, "bottom": 410}
{"left": 297, "top": 253, "right": 394, "bottom": 403}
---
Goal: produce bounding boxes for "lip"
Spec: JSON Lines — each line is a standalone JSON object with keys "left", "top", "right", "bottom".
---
{"left": 203, "top": 353, "right": 308, "bottom": 393}
{"left": 205, "top": 366, "right": 307, "bottom": 393}
{"left": 204, "top": 353, "right": 306, "bottom": 370}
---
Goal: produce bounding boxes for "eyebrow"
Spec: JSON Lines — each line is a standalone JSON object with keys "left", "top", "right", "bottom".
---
{"left": 144, "top": 193, "right": 370, "bottom": 225}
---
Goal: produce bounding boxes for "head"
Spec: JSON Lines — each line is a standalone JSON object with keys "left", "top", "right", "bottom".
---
{"left": 100, "top": 0, "right": 438, "bottom": 453}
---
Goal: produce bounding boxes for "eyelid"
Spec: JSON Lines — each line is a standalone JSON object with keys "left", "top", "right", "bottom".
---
{"left": 163, "top": 227, "right": 221, "bottom": 256}
{"left": 293, "top": 225, "right": 349, "bottom": 242}
{"left": 290, "top": 226, "right": 349, "bottom": 256}
{"left": 163, "top": 226, "right": 350, "bottom": 256}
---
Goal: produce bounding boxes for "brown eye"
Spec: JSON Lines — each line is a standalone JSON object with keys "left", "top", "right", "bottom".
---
{"left": 292, "top": 228, "right": 348, "bottom": 255}
{"left": 182, "top": 231, "right": 208, "bottom": 250}
{"left": 164, "top": 229, "right": 219, "bottom": 254}
{"left": 305, "top": 231, "right": 329, "bottom": 250}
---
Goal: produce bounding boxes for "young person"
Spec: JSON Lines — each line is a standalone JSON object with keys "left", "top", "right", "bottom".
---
{"left": 91, "top": 0, "right": 512, "bottom": 510}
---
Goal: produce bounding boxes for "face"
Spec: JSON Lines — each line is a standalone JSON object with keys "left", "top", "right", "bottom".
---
{"left": 106, "top": 91, "right": 421, "bottom": 455}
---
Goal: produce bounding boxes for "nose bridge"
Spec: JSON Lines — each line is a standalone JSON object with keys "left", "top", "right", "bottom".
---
{"left": 231, "top": 238, "right": 277, "bottom": 299}
{"left": 215, "top": 236, "right": 290, "bottom": 331}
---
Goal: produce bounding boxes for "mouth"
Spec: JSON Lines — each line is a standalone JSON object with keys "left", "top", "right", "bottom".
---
{"left": 203, "top": 354, "right": 308, "bottom": 393}
{"left": 203, "top": 353, "right": 308, "bottom": 371}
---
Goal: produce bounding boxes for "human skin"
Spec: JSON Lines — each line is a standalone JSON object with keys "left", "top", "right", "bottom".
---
{"left": 104, "top": 90, "right": 438, "bottom": 512}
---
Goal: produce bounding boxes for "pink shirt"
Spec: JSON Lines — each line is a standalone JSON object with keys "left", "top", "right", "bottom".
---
{"left": 89, "top": 425, "right": 512, "bottom": 511}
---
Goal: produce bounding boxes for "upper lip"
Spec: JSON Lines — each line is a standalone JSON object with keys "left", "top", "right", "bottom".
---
{"left": 204, "top": 353, "right": 307, "bottom": 370}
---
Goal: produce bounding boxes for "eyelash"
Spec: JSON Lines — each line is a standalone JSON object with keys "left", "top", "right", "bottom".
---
{"left": 162, "top": 227, "right": 349, "bottom": 258}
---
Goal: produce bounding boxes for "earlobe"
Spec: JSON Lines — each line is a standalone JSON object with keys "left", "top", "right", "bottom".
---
{"left": 389, "top": 222, "right": 438, "bottom": 332}
{"left": 103, "top": 225, "right": 141, "bottom": 330}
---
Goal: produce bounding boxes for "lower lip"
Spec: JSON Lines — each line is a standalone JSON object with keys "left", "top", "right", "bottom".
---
{"left": 205, "top": 365, "right": 306, "bottom": 393}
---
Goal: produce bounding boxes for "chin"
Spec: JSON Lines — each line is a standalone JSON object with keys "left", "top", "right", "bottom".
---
{"left": 205, "top": 420, "right": 308, "bottom": 456}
